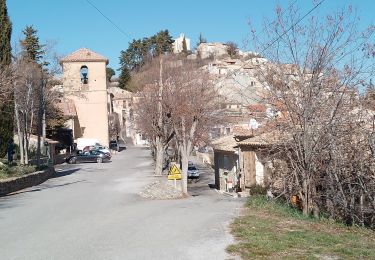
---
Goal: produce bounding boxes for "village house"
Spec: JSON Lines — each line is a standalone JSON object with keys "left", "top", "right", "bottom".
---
{"left": 197, "top": 42, "right": 229, "bottom": 59}
{"left": 107, "top": 80, "right": 133, "bottom": 140}
{"left": 212, "top": 125, "right": 278, "bottom": 194}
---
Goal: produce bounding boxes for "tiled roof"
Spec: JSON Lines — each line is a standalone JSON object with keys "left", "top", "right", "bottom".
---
{"left": 211, "top": 135, "right": 238, "bottom": 152}
{"left": 238, "top": 130, "right": 282, "bottom": 147}
{"left": 60, "top": 48, "right": 109, "bottom": 64}
{"left": 233, "top": 125, "right": 254, "bottom": 137}
{"left": 248, "top": 104, "right": 267, "bottom": 112}
{"left": 108, "top": 86, "right": 132, "bottom": 100}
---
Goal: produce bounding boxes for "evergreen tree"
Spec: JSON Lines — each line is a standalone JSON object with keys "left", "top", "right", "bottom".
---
{"left": 118, "top": 29, "right": 174, "bottom": 90}
{"left": 150, "top": 30, "right": 174, "bottom": 56}
{"left": 20, "top": 25, "right": 45, "bottom": 63}
{"left": 118, "top": 67, "right": 131, "bottom": 90}
{"left": 197, "top": 33, "right": 207, "bottom": 46}
{"left": 106, "top": 67, "right": 115, "bottom": 82}
{"left": 0, "top": 0, "right": 13, "bottom": 158}
{"left": 182, "top": 36, "right": 187, "bottom": 54}
{"left": 0, "top": 0, "right": 11, "bottom": 67}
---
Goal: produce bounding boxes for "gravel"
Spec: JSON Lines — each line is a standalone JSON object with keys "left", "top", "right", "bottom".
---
{"left": 139, "top": 180, "right": 184, "bottom": 199}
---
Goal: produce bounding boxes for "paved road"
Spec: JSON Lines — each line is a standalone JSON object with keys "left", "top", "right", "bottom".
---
{"left": 0, "top": 146, "right": 244, "bottom": 260}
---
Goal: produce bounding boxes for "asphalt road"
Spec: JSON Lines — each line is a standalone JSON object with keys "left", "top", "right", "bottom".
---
{"left": 0, "top": 146, "right": 244, "bottom": 260}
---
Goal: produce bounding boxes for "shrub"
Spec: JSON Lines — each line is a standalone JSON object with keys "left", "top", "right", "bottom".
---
{"left": 249, "top": 184, "right": 268, "bottom": 195}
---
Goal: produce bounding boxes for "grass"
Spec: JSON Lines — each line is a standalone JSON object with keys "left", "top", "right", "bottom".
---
{"left": 0, "top": 160, "right": 38, "bottom": 180}
{"left": 227, "top": 195, "right": 375, "bottom": 259}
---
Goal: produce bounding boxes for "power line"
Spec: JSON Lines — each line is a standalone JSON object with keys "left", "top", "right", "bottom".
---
{"left": 84, "top": 0, "right": 133, "bottom": 40}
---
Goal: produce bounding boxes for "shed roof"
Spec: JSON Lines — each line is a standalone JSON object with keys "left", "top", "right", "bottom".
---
{"left": 60, "top": 48, "right": 109, "bottom": 64}
{"left": 238, "top": 130, "right": 282, "bottom": 147}
{"left": 233, "top": 125, "right": 254, "bottom": 137}
{"left": 212, "top": 135, "right": 237, "bottom": 152}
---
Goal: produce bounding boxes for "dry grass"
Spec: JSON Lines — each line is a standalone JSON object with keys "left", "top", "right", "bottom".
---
{"left": 227, "top": 195, "right": 375, "bottom": 259}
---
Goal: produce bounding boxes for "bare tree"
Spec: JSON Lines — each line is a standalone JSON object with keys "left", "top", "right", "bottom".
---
{"left": 132, "top": 56, "right": 175, "bottom": 175}
{"left": 12, "top": 58, "right": 44, "bottom": 165}
{"left": 133, "top": 56, "right": 221, "bottom": 193}
{"left": 163, "top": 59, "right": 220, "bottom": 194}
{"left": 251, "top": 3, "right": 375, "bottom": 224}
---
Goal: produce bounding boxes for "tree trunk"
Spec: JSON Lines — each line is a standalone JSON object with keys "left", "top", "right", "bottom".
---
{"left": 14, "top": 102, "right": 24, "bottom": 165}
{"left": 154, "top": 136, "right": 164, "bottom": 176}
{"left": 23, "top": 112, "right": 29, "bottom": 165}
{"left": 154, "top": 57, "right": 164, "bottom": 175}
{"left": 302, "top": 178, "right": 309, "bottom": 215}
{"left": 180, "top": 146, "right": 189, "bottom": 195}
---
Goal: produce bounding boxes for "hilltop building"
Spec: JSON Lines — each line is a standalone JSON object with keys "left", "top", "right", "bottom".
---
{"left": 173, "top": 33, "right": 191, "bottom": 53}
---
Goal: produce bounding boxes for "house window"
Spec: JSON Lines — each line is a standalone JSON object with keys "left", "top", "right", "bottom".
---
{"left": 80, "top": 65, "right": 88, "bottom": 84}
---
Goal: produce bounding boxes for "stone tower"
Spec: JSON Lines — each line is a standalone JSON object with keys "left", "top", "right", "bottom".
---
{"left": 60, "top": 48, "right": 109, "bottom": 146}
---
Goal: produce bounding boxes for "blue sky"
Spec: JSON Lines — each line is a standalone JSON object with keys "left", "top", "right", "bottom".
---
{"left": 7, "top": 0, "right": 375, "bottom": 73}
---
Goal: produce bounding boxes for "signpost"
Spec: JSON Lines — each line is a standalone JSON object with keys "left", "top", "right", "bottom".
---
{"left": 168, "top": 164, "right": 182, "bottom": 188}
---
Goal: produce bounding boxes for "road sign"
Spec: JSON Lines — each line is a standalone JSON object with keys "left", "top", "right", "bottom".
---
{"left": 169, "top": 165, "right": 181, "bottom": 174}
{"left": 168, "top": 164, "right": 181, "bottom": 180}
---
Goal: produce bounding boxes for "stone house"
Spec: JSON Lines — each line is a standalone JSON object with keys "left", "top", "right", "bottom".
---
{"left": 212, "top": 127, "right": 278, "bottom": 193}
{"left": 197, "top": 42, "right": 229, "bottom": 59}
{"left": 107, "top": 84, "right": 133, "bottom": 140}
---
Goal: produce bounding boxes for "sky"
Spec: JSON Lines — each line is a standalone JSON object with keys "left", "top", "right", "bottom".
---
{"left": 7, "top": 0, "right": 375, "bottom": 74}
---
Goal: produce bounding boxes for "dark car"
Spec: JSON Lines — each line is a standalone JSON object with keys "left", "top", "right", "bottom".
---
{"left": 66, "top": 150, "right": 111, "bottom": 164}
{"left": 109, "top": 139, "right": 126, "bottom": 152}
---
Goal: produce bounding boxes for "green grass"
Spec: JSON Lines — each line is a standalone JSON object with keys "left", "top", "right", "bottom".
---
{"left": 227, "top": 195, "right": 375, "bottom": 259}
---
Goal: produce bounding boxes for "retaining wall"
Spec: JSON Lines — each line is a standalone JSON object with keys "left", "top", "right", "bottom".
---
{"left": 0, "top": 167, "right": 55, "bottom": 196}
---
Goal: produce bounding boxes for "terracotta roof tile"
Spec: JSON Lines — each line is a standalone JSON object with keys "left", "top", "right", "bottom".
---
{"left": 60, "top": 48, "right": 109, "bottom": 64}
{"left": 238, "top": 130, "right": 283, "bottom": 147}
{"left": 212, "top": 135, "right": 238, "bottom": 152}
{"left": 233, "top": 125, "right": 254, "bottom": 137}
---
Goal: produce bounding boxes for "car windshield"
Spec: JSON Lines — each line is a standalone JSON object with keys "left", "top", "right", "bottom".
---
{"left": 188, "top": 166, "right": 196, "bottom": 171}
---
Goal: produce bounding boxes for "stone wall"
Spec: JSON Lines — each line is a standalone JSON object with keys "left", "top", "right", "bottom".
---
{"left": 0, "top": 167, "right": 55, "bottom": 196}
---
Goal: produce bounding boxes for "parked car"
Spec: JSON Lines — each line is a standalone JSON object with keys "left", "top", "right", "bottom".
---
{"left": 82, "top": 144, "right": 111, "bottom": 156}
{"left": 66, "top": 150, "right": 111, "bottom": 164}
{"left": 109, "top": 139, "right": 126, "bottom": 152}
{"left": 187, "top": 165, "right": 199, "bottom": 179}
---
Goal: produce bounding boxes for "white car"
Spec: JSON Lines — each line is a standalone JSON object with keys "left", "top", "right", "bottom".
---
{"left": 92, "top": 143, "right": 111, "bottom": 154}
{"left": 187, "top": 165, "right": 199, "bottom": 179}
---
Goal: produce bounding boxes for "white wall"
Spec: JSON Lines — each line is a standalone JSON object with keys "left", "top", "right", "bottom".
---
{"left": 173, "top": 33, "right": 191, "bottom": 53}
{"left": 255, "top": 153, "right": 264, "bottom": 185}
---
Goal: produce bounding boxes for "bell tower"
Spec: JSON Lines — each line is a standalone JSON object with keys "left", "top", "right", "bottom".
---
{"left": 60, "top": 48, "right": 109, "bottom": 146}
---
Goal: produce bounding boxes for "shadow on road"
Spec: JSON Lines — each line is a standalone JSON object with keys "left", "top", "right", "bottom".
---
{"left": 7, "top": 180, "right": 87, "bottom": 196}
{"left": 187, "top": 164, "right": 216, "bottom": 197}
{"left": 52, "top": 168, "right": 81, "bottom": 179}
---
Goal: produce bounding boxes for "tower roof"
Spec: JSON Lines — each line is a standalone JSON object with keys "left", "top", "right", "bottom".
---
{"left": 60, "top": 48, "right": 109, "bottom": 64}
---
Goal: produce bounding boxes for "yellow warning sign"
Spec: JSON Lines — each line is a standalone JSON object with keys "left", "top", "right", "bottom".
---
{"left": 168, "top": 164, "right": 182, "bottom": 180}
{"left": 169, "top": 165, "right": 181, "bottom": 175}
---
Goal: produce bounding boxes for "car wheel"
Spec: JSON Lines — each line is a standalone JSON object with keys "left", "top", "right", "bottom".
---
{"left": 69, "top": 157, "right": 76, "bottom": 164}
{"left": 97, "top": 157, "right": 103, "bottom": 163}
